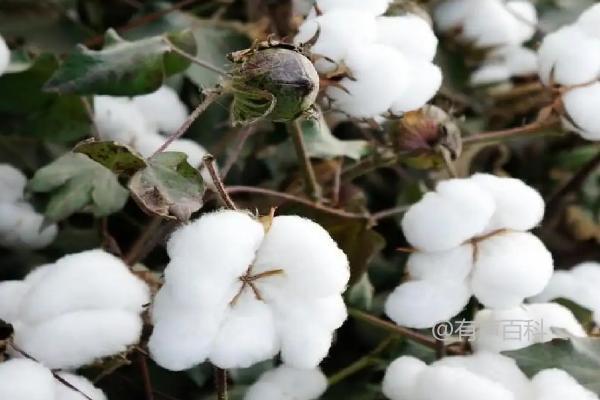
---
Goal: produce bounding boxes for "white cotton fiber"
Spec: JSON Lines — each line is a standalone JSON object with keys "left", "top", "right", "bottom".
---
{"left": 497, "top": 46, "right": 538, "bottom": 77}
{"left": 15, "top": 309, "right": 144, "bottom": 369}
{"left": 376, "top": 15, "right": 438, "bottom": 62}
{"left": 414, "top": 365, "right": 516, "bottom": 400}
{"left": 385, "top": 279, "right": 471, "bottom": 328}
{"left": 278, "top": 316, "right": 334, "bottom": 368}
{"left": 382, "top": 356, "right": 426, "bottom": 400}
{"left": 0, "top": 280, "right": 29, "bottom": 323}
{"left": 471, "top": 63, "right": 511, "bottom": 86}
{"left": 390, "top": 60, "right": 442, "bottom": 114}
{"left": 473, "top": 307, "right": 535, "bottom": 352}
{"left": 401, "top": 178, "right": 495, "bottom": 252}
{"left": 0, "top": 164, "right": 26, "bottom": 202}
{"left": 527, "top": 303, "right": 586, "bottom": 339}
{"left": 531, "top": 369, "right": 598, "bottom": 400}
{"left": 93, "top": 96, "right": 151, "bottom": 144}
{"left": 0, "top": 202, "right": 57, "bottom": 249}
{"left": 471, "top": 232, "right": 553, "bottom": 309}
{"left": 562, "top": 83, "right": 600, "bottom": 141}
{"left": 244, "top": 365, "right": 327, "bottom": 400}
{"left": 294, "top": 10, "right": 377, "bottom": 73}
{"left": 538, "top": 26, "right": 600, "bottom": 86}
{"left": 131, "top": 86, "right": 188, "bottom": 134}
{"left": 576, "top": 4, "right": 600, "bottom": 39}
{"left": 471, "top": 173, "right": 545, "bottom": 232}
{"left": 0, "top": 34, "right": 9, "bottom": 76}
{"left": 315, "top": 0, "right": 391, "bottom": 16}
{"left": 55, "top": 372, "right": 107, "bottom": 400}
{"left": 434, "top": 0, "right": 473, "bottom": 32}
{"left": 406, "top": 245, "right": 473, "bottom": 282}
{"left": 0, "top": 359, "right": 55, "bottom": 400}
{"left": 326, "top": 44, "right": 409, "bottom": 118}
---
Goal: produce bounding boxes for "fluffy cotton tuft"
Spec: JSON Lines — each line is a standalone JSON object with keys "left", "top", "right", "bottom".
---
{"left": 0, "top": 34, "right": 9, "bottom": 76}
{"left": 54, "top": 372, "right": 107, "bottom": 400}
{"left": 131, "top": 86, "right": 188, "bottom": 134}
{"left": 149, "top": 210, "right": 349, "bottom": 370}
{"left": 0, "top": 164, "right": 27, "bottom": 203}
{"left": 562, "top": 83, "right": 600, "bottom": 141}
{"left": 387, "top": 174, "right": 553, "bottom": 328}
{"left": 382, "top": 356, "right": 427, "bottom": 400}
{"left": 314, "top": 0, "right": 391, "bottom": 16}
{"left": 531, "top": 369, "right": 598, "bottom": 400}
{"left": 244, "top": 365, "right": 327, "bottom": 400}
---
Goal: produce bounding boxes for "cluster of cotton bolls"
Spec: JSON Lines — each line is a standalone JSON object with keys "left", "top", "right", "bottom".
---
{"left": 94, "top": 86, "right": 209, "bottom": 165}
{"left": 385, "top": 173, "right": 553, "bottom": 329}
{"left": 0, "top": 359, "right": 106, "bottom": 400}
{"left": 148, "top": 210, "right": 350, "bottom": 371}
{"left": 537, "top": 4, "right": 600, "bottom": 141}
{"left": 0, "top": 164, "right": 57, "bottom": 249}
{"left": 434, "top": 0, "right": 538, "bottom": 86}
{"left": 244, "top": 365, "right": 327, "bottom": 400}
{"left": 0, "top": 249, "right": 149, "bottom": 369}
{"left": 383, "top": 351, "right": 598, "bottom": 400}
{"left": 0, "top": 34, "right": 9, "bottom": 76}
{"left": 293, "top": 0, "right": 441, "bottom": 118}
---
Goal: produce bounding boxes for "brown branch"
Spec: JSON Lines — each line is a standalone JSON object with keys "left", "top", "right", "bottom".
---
{"left": 371, "top": 205, "right": 409, "bottom": 222}
{"left": 137, "top": 353, "right": 155, "bottom": 400}
{"left": 462, "top": 115, "right": 561, "bottom": 146}
{"left": 288, "top": 119, "right": 322, "bottom": 202}
{"left": 204, "top": 155, "right": 237, "bottom": 210}
{"left": 220, "top": 126, "right": 257, "bottom": 180}
{"left": 124, "top": 217, "right": 176, "bottom": 267}
{"left": 214, "top": 367, "right": 228, "bottom": 400}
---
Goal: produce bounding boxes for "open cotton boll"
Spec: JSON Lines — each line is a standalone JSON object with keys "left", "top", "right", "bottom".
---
{"left": 326, "top": 44, "right": 409, "bottom": 118}
{"left": 401, "top": 178, "right": 495, "bottom": 252}
{"left": 0, "top": 359, "right": 55, "bottom": 400}
{"left": 0, "top": 281, "right": 29, "bottom": 322}
{"left": 471, "top": 63, "right": 511, "bottom": 86}
{"left": 538, "top": 26, "right": 600, "bottom": 87}
{"left": 496, "top": 46, "right": 538, "bottom": 77}
{"left": 562, "top": 83, "right": 600, "bottom": 141}
{"left": 93, "top": 96, "right": 153, "bottom": 144}
{"left": 385, "top": 279, "right": 471, "bottom": 328}
{"left": 471, "top": 174, "right": 545, "bottom": 232}
{"left": 471, "top": 232, "right": 553, "bottom": 309}
{"left": 531, "top": 369, "right": 598, "bottom": 400}
{"left": 527, "top": 303, "right": 586, "bottom": 339}
{"left": 0, "top": 202, "right": 57, "bottom": 249}
{"left": 576, "top": 4, "right": 600, "bottom": 40}
{"left": 295, "top": 10, "right": 377, "bottom": 73}
{"left": 131, "top": 86, "right": 188, "bottom": 134}
{"left": 0, "top": 164, "right": 26, "bottom": 202}
{"left": 473, "top": 307, "right": 535, "bottom": 352}
{"left": 315, "top": 0, "right": 391, "bottom": 16}
{"left": 434, "top": 0, "right": 473, "bottom": 32}
{"left": 375, "top": 15, "right": 438, "bottom": 62}
{"left": 382, "top": 356, "right": 426, "bottom": 400}
{"left": 54, "top": 372, "right": 107, "bottom": 400}
{"left": 245, "top": 366, "right": 327, "bottom": 400}
{"left": 0, "top": 34, "right": 9, "bottom": 76}
{"left": 414, "top": 365, "right": 516, "bottom": 400}
{"left": 278, "top": 317, "right": 335, "bottom": 368}
{"left": 406, "top": 245, "right": 473, "bottom": 282}
{"left": 390, "top": 60, "right": 442, "bottom": 114}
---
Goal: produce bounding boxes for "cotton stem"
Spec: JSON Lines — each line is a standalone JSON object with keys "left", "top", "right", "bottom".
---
{"left": 288, "top": 119, "right": 323, "bottom": 202}
{"left": 203, "top": 154, "right": 238, "bottom": 210}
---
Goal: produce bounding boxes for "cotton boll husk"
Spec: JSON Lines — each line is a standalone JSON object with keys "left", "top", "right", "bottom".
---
{"left": 315, "top": 0, "right": 391, "bottom": 16}
{"left": 434, "top": 0, "right": 473, "bottom": 32}
{"left": 0, "top": 34, "right": 9, "bottom": 76}
{"left": 472, "top": 307, "right": 534, "bottom": 352}
{"left": 531, "top": 369, "right": 598, "bottom": 400}
{"left": 55, "top": 372, "right": 107, "bottom": 400}
{"left": 15, "top": 309, "right": 143, "bottom": 369}
{"left": 245, "top": 366, "right": 327, "bottom": 400}
{"left": 278, "top": 318, "right": 334, "bottom": 368}
{"left": 165, "top": 210, "right": 264, "bottom": 305}
{"left": 538, "top": 26, "right": 600, "bottom": 86}
{"left": 20, "top": 249, "right": 149, "bottom": 324}
{"left": 382, "top": 356, "right": 426, "bottom": 400}
{"left": 576, "top": 4, "right": 600, "bottom": 39}
{"left": 0, "top": 281, "right": 29, "bottom": 322}
{"left": 471, "top": 63, "right": 511, "bottom": 86}
{"left": 149, "top": 288, "right": 222, "bottom": 371}
{"left": 375, "top": 15, "right": 438, "bottom": 62}
{"left": 385, "top": 279, "right": 471, "bottom": 328}
{"left": 562, "top": 83, "right": 600, "bottom": 141}
{"left": 433, "top": 352, "right": 532, "bottom": 400}
{"left": 0, "top": 163, "right": 26, "bottom": 202}
{"left": 0, "top": 359, "right": 55, "bottom": 400}
{"left": 471, "top": 174, "right": 545, "bottom": 232}
{"left": 209, "top": 292, "right": 279, "bottom": 369}
{"left": 326, "top": 44, "right": 410, "bottom": 118}
{"left": 390, "top": 60, "right": 442, "bottom": 113}
{"left": 471, "top": 232, "right": 553, "bottom": 309}
{"left": 294, "top": 10, "right": 377, "bottom": 73}
{"left": 406, "top": 245, "right": 473, "bottom": 282}
{"left": 131, "top": 86, "right": 188, "bottom": 134}
{"left": 253, "top": 215, "right": 349, "bottom": 298}
{"left": 414, "top": 365, "right": 516, "bottom": 400}
{"left": 93, "top": 96, "right": 152, "bottom": 143}
{"left": 401, "top": 178, "right": 495, "bottom": 252}
{"left": 526, "top": 303, "right": 586, "bottom": 339}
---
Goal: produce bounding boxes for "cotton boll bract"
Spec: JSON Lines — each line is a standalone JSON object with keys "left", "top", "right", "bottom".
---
{"left": 0, "top": 359, "right": 55, "bottom": 400}
{"left": 0, "top": 164, "right": 26, "bottom": 202}
{"left": 131, "top": 86, "right": 188, "bottom": 134}
{"left": 382, "top": 356, "right": 426, "bottom": 400}
{"left": 531, "top": 369, "right": 598, "bottom": 400}
{"left": 244, "top": 365, "right": 327, "bottom": 400}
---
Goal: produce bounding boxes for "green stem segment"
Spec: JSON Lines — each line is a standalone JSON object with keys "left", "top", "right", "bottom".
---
{"left": 289, "top": 119, "right": 322, "bottom": 202}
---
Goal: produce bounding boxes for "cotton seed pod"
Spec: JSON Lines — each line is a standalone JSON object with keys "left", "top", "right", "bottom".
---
{"left": 228, "top": 42, "right": 320, "bottom": 125}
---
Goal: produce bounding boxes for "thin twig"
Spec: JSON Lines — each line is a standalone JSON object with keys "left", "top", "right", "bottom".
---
{"left": 220, "top": 126, "right": 257, "bottom": 179}
{"left": 204, "top": 155, "right": 237, "bottom": 210}
{"left": 462, "top": 115, "right": 561, "bottom": 146}
{"left": 371, "top": 205, "right": 409, "bottom": 222}
{"left": 152, "top": 90, "right": 222, "bottom": 156}
{"left": 137, "top": 353, "right": 155, "bottom": 400}
{"left": 288, "top": 119, "right": 322, "bottom": 202}
{"left": 164, "top": 38, "right": 230, "bottom": 76}
{"left": 341, "top": 154, "right": 398, "bottom": 183}
{"left": 214, "top": 367, "right": 228, "bottom": 400}
{"left": 124, "top": 217, "right": 171, "bottom": 266}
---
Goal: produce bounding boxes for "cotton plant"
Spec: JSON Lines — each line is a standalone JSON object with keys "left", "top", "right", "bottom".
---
{"left": 293, "top": 0, "right": 441, "bottom": 118}
{"left": 385, "top": 173, "right": 553, "bottom": 329}
{"left": 0, "top": 249, "right": 150, "bottom": 369}
{"left": 0, "top": 359, "right": 107, "bottom": 400}
{"left": 537, "top": 4, "right": 600, "bottom": 140}
{"left": 434, "top": 0, "right": 538, "bottom": 86}
{"left": 0, "top": 34, "right": 9, "bottom": 76}
{"left": 532, "top": 261, "right": 600, "bottom": 325}
{"left": 148, "top": 210, "right": 350, "bottom": 371}
{"left": 382, "top": 351, "right": 598, "bottom": 400}
{"left": 244, "top": 365, "right": 327, "bottom": 400}
{"left": 0, "top": 164, "right": 57, "bottom": 249}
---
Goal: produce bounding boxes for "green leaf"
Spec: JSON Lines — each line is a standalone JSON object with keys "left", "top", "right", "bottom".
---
{"left": 44, "top": 29, "right": 197, "bottom": 95}
{"left": 73, "top": 139, "right": 147, "bottom": 176}
{"left": 29, "top": 152, "right": 129, "bottom": 222}
{"left": 299, "top": 114, "right": 370, "bottom": 160}
{"left": 504, "top": 337, "right": 600, "bottom": 394}
{"left": 128, "top": 152, "right": 205, "bottom": 221}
